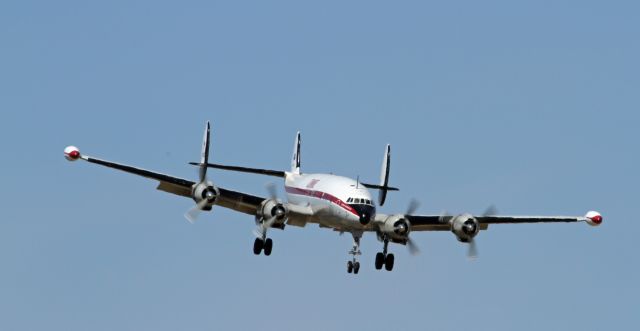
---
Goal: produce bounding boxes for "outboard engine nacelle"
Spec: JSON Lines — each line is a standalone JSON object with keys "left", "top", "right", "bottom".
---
{"left": 451, "top": 214, "right": 480, "bottom": 243}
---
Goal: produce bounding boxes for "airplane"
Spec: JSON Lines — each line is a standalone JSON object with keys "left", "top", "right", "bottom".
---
{"left": 64, "top": 121, "right": 603, "bottom": 274}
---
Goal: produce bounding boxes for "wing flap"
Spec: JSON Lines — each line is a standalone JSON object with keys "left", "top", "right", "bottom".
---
{"left": 156, "top": 181, "right": 192, "bottom": 197}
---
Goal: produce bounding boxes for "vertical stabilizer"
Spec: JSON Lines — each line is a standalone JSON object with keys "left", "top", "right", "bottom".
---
{"left": 291, "top": 131, "right": 301, "bottom": 174}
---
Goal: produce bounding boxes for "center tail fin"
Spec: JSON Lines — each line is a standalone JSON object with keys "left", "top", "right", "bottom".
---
{"left": 291, "top": 131, "right": 301, "bottom": 174}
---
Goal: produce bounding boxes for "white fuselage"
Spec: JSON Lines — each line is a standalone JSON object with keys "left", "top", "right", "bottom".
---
{"left": 284, "top": 173, "right": 376, "bottom": 230}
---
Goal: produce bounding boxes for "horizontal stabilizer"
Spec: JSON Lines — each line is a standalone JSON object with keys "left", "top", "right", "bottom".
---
{"left": 361, "top": 183, "right": 399, "bottom": 191}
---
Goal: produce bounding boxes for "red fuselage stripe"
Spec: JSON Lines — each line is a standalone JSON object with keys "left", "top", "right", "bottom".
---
{"left": 284, "top": 186, "right": 359, "bottom": 216}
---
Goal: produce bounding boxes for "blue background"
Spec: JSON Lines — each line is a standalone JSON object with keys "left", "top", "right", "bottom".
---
{"left": 1, "top": 1, "right": 637, "bottom": 330}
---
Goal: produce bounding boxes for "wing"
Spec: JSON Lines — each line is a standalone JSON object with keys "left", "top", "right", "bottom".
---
{"left": 76, "top": 153, "right": 265, "bottom": 216}
{"left": 403, "top": 214, "right": 599, "bottom": 231}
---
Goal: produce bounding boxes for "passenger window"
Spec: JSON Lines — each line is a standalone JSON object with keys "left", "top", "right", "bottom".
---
{"left": 355, "top": 198, "right": 360, "bottom": 204}
{"left": 366, "top": 199, "right": 371, "bottom": 205}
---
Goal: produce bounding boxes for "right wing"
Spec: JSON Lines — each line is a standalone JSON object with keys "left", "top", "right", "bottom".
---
{"left": 67, "top": 149, "right": 266, "bottom": 216}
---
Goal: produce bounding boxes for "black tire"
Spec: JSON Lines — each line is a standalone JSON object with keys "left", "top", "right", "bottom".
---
{"left": 354, "top": 262, "right": 360, "bottom": 274}
{"left": 375, "top": 252, "right": 385, "bottom": 270}
{"left": 385, "top": 253, "right": 395, "bottom": 271}
{"left": 347, "top": 261, "right": 353, "bottom": 274}
{"left": 253, "top": 238, "right": 263, "bottom": 255}
{"left": 263, "top": 238, "right": 273, "bottom": 256}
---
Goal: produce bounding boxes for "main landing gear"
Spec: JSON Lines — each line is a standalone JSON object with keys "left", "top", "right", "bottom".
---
{"left": 253, "top": 237, "right": 273, "bottom": 256}
{"left": 374, "top": 239, "right": 395, "bottom": 271}
{"left": 347, "top": 234, "right": 362, "bottom": 275}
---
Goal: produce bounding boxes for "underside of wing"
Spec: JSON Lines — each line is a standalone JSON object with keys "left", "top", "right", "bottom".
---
{"left": 405, "top": 215, "right": 489, "bottom": 231}
{"left": 69, "top": 149, "right": 269, "bottom": 217}
{"left": 216, "top": 188, "right": 265, "bottom": 215}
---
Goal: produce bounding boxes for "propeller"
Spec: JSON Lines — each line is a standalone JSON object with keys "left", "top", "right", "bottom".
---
{"left": 184, "top": 121, "right": 214, "bottom": 224}
{"left": 404, "top": 199, "right": 421, "bottom": 255}
{"left": 266, "top": 182, "right": 278, "bottom": 201}
{"left": 438, "top": 210, "right": 451, "bottom": 224}
{"left": 467, "top": 240, "right": 478, "bottom": 260}
{"left": 406, "top": 199, "right": 420, "bottom": 215}
{"left": 465, "top": 205, "right": 497, "bottom": 260}
{"left": 185, "top": 197, "right": 210, "bottom": 224}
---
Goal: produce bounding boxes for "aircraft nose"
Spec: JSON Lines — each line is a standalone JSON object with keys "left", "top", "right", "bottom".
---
{"left": 353, "top": 205, "right": 375, "bottom": 225}
{"left": 359, "top": 212, "right": 371, "bottom": 225}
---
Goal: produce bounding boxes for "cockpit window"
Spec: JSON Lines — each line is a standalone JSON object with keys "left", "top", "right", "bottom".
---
{"left": 348, "top": 198, "right": 373, "bottom": 205}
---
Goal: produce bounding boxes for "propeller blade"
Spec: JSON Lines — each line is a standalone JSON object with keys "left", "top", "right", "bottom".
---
{"left": 439, "top": 210, "right": 451, "bottom": 224}
{"left": 184, "top": 199, "right": 209, "bottom": 224}
{"left": 407, "top": 237, "right": 420, "bottom": 256}
{"left": 406, "top": 199, "right": 420, "bottom": 215}
{"left": 483, "top": 205, "right": 498, "bottom": 217}
{"left": 467, "top": 239, "right": 478, "bottom": 260}
{"left": 266, "top": 183, "right": 278, "bottom": 201}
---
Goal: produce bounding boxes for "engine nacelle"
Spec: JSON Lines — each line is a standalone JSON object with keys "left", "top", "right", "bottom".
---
{"left": 257, "top": 199, "right": 289, "bottom": 224}
{"left": 450, "top": 214, "right": 479, "bottom": 243}
{"left": 380, "top": 214, "right": 411, "bottom": 240}
{"left": 191, "top": 182, "right": 219, "bottom": 211}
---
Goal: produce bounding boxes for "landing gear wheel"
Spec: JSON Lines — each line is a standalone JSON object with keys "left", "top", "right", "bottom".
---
{"left": 347, "top": 261, "right": 354, "bottom": 274}
{"left": 375, "top": 252, "right": 385, "bottom": 270}
{"left": 384, "top": 253, "right": 395, "bottom": 271}
{"left": 353, "top": 262, "right": 360, "bottom": 274}
{"left": 263, "top": 238, "right": 273, "bottom": 256}
{"left": 253, "top": 238, "right": 263, "bottom": 255}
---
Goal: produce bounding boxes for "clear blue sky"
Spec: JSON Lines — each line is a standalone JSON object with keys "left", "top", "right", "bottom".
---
{"left": 1, "top": 1, "right": 638, "bottom": 330}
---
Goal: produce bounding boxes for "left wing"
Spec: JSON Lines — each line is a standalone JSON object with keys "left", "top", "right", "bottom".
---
{"left": 403, "top": 213, "right": 602, "bottom": 231}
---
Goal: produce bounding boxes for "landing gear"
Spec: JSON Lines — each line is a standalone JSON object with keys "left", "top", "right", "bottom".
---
{"left": 346, "top": 233, "right": 362, "bottom": 275}
{"left": 375, "top": 239, "right": 395, "bottom": 271}
{"left": 384, "top": 253, "right": 395, "bottom": 271}
{"left": 253, "top": 238, "right": 263, "bottom": 255}
{"left": 375, "top": 252, "right": 385, "bottom": 270}
{"left": 347, "top": 261, "right": 360, "bottom": 274}
{"left": 253, "top": 237, "right": 273, "bottom": 256}
{"left": 263, "top": 238, "right": 273, "bottom": 256}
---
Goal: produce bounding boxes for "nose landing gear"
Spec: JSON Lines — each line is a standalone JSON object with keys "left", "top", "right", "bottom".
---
{"left": 347, "top": 233, "right": 362, "bottom": 275}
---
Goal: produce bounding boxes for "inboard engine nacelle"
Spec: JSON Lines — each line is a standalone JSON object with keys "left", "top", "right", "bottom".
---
{"left": 257, "top": 199, "right": 288, "bottom": 224}
{"left": 380, "top": 214, "right": 411, "bottom": 240}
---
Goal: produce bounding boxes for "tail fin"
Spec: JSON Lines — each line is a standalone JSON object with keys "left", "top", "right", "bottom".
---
{"left": 291, "top": 131, "right": 301, "bottom": 174}
{"left": 199, "top": 121, "right": 211, "bottom": 182}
